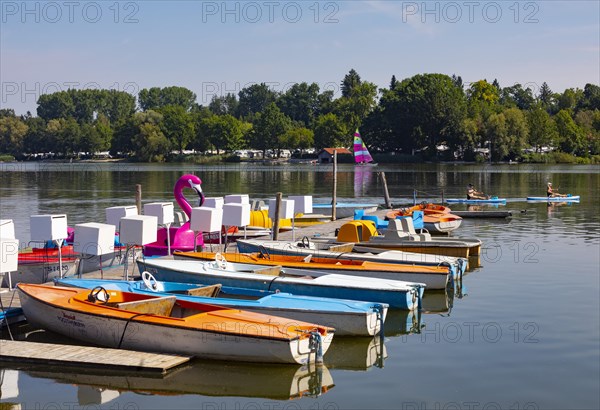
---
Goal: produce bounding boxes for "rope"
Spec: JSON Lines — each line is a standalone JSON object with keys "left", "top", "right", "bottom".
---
{"left": 373, "top": 304, "right": 385, "bottom": 341}
{"left": 306, "top": 364, "right": 324, "bottom": 397}
{"left": 266, "top": 276, "right": 279, "bottom": 292}
{"left": 308, "top": 331, "right": 324, "bottom": 365}
{"left": 118, "top": 313, "right": 151, "bottom": 348}
{"left": 0, "top": 290, "right": 18, "bottom": 341}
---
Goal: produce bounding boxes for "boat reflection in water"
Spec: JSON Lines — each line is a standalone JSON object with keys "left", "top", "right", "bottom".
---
{"left": 384, "top": 309, "right": 424, "bottom": 337}
{"left": 2, "top": 324, "right": 334, "bottom": 403}
{"left": 325, "top": 336, "right": 387, "bottom": 370}
{"left": 421, "top": 279, "right": 467, "bottom": 316}
{"left": 421, "top": 278, "right": 468, "bottom": 316}
{"left": 14, "top": 361, "right": 333, "bottom": 403}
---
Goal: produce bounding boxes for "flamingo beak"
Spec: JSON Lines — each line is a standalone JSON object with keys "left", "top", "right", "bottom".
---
{"left": 189, "top": 181, "right": 205, "bottom": 207}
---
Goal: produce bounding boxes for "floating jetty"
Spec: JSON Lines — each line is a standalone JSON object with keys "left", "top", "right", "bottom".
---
{"left": 0, "top": 340, "right": 190, "bottom": 374}
{"left": 450, "top": 210, "right": 512, "bottom": 219}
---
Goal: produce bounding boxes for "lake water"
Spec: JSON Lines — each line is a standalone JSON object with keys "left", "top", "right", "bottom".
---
{"left": 1, "top": 162, "right": 599, "bottom": 410}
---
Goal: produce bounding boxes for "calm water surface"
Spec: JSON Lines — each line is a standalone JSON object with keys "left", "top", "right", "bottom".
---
{"left": 1, "top": 162, "right": 599, "bottom": 410}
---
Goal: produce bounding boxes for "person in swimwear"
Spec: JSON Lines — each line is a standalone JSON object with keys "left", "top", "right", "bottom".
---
{"left": 547, "top": 182, "right": 567, "bottom": 198}
{"left": 467, "top": 184, "right": 490, "bottom": 200}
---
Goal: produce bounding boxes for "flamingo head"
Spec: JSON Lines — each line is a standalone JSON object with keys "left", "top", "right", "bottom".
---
{"left": 187, "top": 175, "right": 205, "bottom": 207}
{"left": 175, "top": 174, "right": 205, "bottom": 208}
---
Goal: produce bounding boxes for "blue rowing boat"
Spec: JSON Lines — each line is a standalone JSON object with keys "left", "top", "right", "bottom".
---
{"left": 56, "top": 276, "right": 388, "bottom": 336}
{"left": 0, "top": 306, "right": 24, "bottom": 327}
{"left": 136, "top": 257, "right": 425, "bottom": 310}
{"left": 445, "top": 198, "right": 507, "bottom": 204}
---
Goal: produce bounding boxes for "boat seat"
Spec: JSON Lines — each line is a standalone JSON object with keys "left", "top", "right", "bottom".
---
{"left": 398, "top": 217, "right": 431, "bottom": 241}
{"left": 114, "top": 295, "right": 177, "bottom": 316}
{"left": 252, "top": 266, "right": 282, "bottom": 276}
{"left": 381, "top": 219, "right": 411, "bottom": 240}
{"left": 328, "top": 243, "right": 355, "bottom": 252}
{"left": 185, "top": 284, "right": 222, "bottom": 297}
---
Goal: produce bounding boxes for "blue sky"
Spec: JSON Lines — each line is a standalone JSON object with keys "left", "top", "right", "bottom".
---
{"left": 1, "top": 0, "right": 599, "bottom": 115}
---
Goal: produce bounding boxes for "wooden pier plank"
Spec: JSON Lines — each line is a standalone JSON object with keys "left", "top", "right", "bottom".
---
{"left": 0, "top": 340, "right": 190, "bottom": 374}
{"left": 0, "top": 289, "right": 21, "bottom": 309}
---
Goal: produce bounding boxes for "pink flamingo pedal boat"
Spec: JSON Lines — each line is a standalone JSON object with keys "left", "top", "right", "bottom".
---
{"left": 143, "top": 174, "right": 205, "bottom": 256}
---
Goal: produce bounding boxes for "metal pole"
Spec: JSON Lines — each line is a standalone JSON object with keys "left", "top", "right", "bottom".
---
{"left": 165, "top": 223, "right": 171, "bottom": 256}
{"left": 332, "top": 151, "right": 337, "bottom": 221}
{"left": 273, "top": 192, "right": 282, "bottom": 240}
{"left": 135, "top": 184, "right": 142, "bottom": 214}
{"left": 380, "top": 172, "right": 392, "bottom": 209}
{"left": 413, "top": 189, "right": 417, "bottom": 206}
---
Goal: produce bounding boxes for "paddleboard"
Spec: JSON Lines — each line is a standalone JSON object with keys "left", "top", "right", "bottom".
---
{"left": 527, "top": 196, "right": 580, "bottom": 202}
{"left": 445, "top": 198, "right": 507, "bottom": 204}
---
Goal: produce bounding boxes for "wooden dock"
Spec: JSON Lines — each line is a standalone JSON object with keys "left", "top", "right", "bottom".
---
{"left": 0, "top": 289, "right": 21, "bottom": 309}
{"left": 0, "top": 340, "right": 190, "bottom": 374}
{"left": 451, "top": 210, "right": 512, "bottom": 218}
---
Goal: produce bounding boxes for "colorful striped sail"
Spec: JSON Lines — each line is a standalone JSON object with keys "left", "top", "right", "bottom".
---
{"left": 353, "top": 130, "right": 374, "bottom": 164}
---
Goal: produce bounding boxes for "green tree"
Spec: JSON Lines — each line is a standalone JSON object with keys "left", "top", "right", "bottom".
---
{"left": 208, "top": 93, "right": 239, "bottom": 116}
{"left": 0, "top": 109, "right": 16, "bottom": 118}
{"left": 159, "top": 105, "right": 195, "bottom": 154}
{"left": 500, "top": 84, "right": 535, "bottom": 110}
{"left": 577, "top": 83, "right": 600, "bottom": 111}
{"left": 189, "top": 109, "right": 214, "bottom": 153}
{"left": 280, "top": 127, "right": 314, "bottom": 153}
{"left": 46, "top": 117, "right": 81, "bottom": 156}
{"left": 458, "top": 117, "right": 482, "bottom": 160}
{"left": 313, "top": 113, "right": 347, "bottom": 149}
{"left": 484, "top": 113, "right": 508, "bottom": 161}
{"left": 555, "top": 110, "right": 585, "bottom": 154}
{"left": 527, "top": 106, "right": 557, "bottom": 152}
{"left": 335, "top": 81, "right": 378, "bottom": 136}
{"left": 201, "top": 114, "right": 250, "bottom": 154}
{"left": 80, "top": 114, "right": 113, "bottom": 155}
{"left": 538, "top": 82, "right": 554, "bottom": 110}
{"left": 237, "top": 83, "right": 279, "bottom": 119}
{"left": 250, "top": 103, "right": 292, "bottom": 157}
{"left": 504, "top": 108, "right": 529, "bottom": 158}
{"left": 131, "top": 111, "right": 170, "bottom": 161}
{"left": 341, "top": 69, "right": 361, "bottom": 98}
{"left": 0, "top": 116, "right": 29, "bottom": 155}
{"left": 101, "top": 90, "right": 136, "bottom": 126}
{"left": 381, "top": 73, "right": 467, "bottom": 155}
{"left": 37, "top": 92, "right": 75, "bottom": 121}
{"left": 467, "top": 80, "right": 500, "bottom": 105}
{"left": 139, "top": 86, "right": 197, "bottom": 111}
{"left": 22, "top": 116, "right": 48, "bottom": 154}
{"left": 277, "top": 82, "right": 320, "bottom": 126}
{"left": 557, "top": 88, "right": 583, "bottom": 112}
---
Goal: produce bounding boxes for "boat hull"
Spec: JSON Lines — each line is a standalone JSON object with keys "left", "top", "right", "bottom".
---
{"left": 236, "top": 239, "right": 467, "bottom": 277}
{"left": 137, "top": 258, "right": 424, "bottom": 310}
{"left": 18, "top": 284, "right": 333, "bottom": 365}
{"left": 178, "top": 251, "right": 451, "bottom": 289}
{"left": 353, "top": 240, "right": 478, "bottom": 258}
{"left": 3, "top": 260, "right": 78, "bottom": 287}
{"left": 424, "top": 219, "right": 463, "bottom": 233}
{"left": 57, "top": 278, "right": 386, "bottom": 337}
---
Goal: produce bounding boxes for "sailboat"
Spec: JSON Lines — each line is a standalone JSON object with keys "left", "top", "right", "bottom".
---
{"left": 353, "top": 130, "right": 377, "bottom": 166}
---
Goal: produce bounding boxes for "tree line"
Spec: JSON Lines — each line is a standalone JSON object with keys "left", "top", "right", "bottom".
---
{"left": 1, "top": 71, "right": 599, "bottom": 162}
